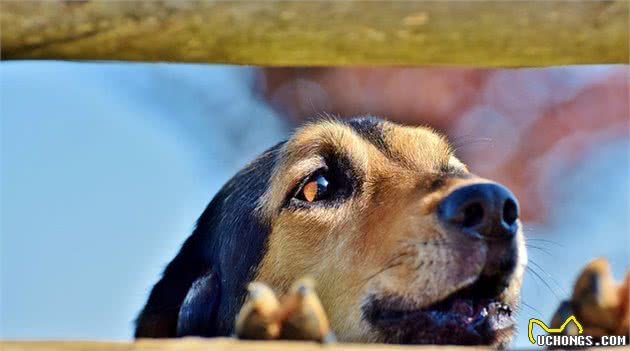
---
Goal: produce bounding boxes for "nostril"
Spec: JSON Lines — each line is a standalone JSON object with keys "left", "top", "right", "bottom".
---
{"left": 461, "top": 202, "right": 484, "bottom": 228}
{"left": 438, "top": 183, "right": 519, "bottom": 239}
{"left": 502, "top": 198, "right": 518, "bottom": 225}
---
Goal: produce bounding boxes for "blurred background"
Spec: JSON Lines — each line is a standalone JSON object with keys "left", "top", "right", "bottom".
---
{"left": 1, "top": 62, "right": 628, "bottom": 348}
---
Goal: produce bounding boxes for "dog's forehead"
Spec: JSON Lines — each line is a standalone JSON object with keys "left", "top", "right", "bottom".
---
{"left": 284, "top": 117, "right": 452, "bottom": 170}
{"left": 346, "top": 117, "right": 451, "bottom": 169}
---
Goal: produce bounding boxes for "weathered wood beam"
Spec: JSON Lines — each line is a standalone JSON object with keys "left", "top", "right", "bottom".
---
{"left": 1, "top": 338, "right": 487, "bottom": 351}
{"left": 1, "top": 1, "right": 628, "bottom": 66}
{"left": 2, "top": 338, "right": 627, "bottom": 351}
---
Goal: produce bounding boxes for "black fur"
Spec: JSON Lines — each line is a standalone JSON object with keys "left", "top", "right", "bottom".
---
{"left": 176, "top": 270, "right": 219, "bottom": 336}
{"left": 135, "top": 142, "right": 285, "bottom": 338}
{"left": 345, "top": 116, "right": 389, "bottom": 155}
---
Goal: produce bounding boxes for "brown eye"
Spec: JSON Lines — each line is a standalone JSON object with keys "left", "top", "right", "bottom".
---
{"left": 300, "top": 175, "right": 329, "bottom": 202}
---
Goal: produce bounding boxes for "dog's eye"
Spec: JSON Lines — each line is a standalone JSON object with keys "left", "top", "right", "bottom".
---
{"left": 298, "top": 175, "right": 329, "bottom": 202}
{"left": 285, "top": 157, "right": 357, "bottom": 208}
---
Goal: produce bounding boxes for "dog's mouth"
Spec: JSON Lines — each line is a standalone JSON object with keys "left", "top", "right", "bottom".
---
{"left": 363, "top": 275, "right": 515, "bottom": 346}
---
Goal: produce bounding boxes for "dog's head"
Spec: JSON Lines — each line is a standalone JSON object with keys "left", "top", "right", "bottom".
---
{"left": 254, "top": 117, "right": 526, "bottom": 346}
{"left": 137, "top": 116, "right": 526, "bottom": 346}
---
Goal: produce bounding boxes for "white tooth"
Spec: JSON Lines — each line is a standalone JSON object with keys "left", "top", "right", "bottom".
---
{"left": 480, "top": 308, "right": 488, "bottom": 317}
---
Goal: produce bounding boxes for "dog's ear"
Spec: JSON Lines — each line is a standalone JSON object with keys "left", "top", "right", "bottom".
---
{"left": 135, "top": 142, "right": 285, "bottom": 338}
{"left": 176, "top": 270, "right": 220, "bottom": 336}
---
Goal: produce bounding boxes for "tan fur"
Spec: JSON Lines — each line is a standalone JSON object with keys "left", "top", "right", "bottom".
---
{"left": 279, "top": 277, "right": 333, "bottom": 342}
{"left": 235, "top": 282, "right": 282, "bottom": 340}
{"left": 253, "top": 120, "right": 525, "bottom": 343}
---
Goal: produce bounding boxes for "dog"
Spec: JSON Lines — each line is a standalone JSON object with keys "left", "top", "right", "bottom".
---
{"left": 135, "top": 116, "right": 526, "bottom": 347}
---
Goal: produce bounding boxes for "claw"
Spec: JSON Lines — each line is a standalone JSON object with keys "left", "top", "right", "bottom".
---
{"left": 616, "top": 271, "right": 630, "bottom": 335}
{"left": 552, "top": 258, "right": 630, "bottom": 338}
{"left": 235, "top": 282, "right": 281, "bottom": 340}
{"left": 279, "top": 277, "right": 335, "bottom": 343}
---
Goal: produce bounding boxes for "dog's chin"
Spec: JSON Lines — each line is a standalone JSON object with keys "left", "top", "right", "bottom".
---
{"left": 362, "top": 275, "right": 517, "bottom": 347}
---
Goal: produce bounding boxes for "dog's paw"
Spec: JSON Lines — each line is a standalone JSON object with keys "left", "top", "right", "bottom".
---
{"left": 235, "top": 282, "right": 282, "bottom": 340}
{"left": 551, "top": 258, "right": 629, "bottom": 337}
{"left": 234, "top": 278, "right": 336, "bottom": 343}
{"left": 279, "top": 277, "right": 336, "bottom": 343}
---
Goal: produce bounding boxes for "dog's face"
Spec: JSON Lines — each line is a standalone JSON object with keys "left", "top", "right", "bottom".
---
{"left": 254, "top": 118, "right": 526, "bottom": 346}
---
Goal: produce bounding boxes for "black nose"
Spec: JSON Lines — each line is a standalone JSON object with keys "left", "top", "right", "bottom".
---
{"left": 437, "top": 183, "right": 519, "bottom": 240}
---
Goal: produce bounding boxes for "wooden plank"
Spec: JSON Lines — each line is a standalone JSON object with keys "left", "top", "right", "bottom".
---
{"left": 0, "top": 338, "right": 625, "bottom": 351}
{"left": 1, "top": 1, "right": 628, "bottom": 66}
{"left": 1, "top": 338, "right": 487, "bottom": 351}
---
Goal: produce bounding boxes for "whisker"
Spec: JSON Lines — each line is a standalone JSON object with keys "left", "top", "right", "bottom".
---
{"left": 353, "top": 261, "right": 404, "bottom": 293}
{"left": 451, "top": 137, "right": 494, "bottom": 154}
{"left": 450, "top": 135, "right": 494, "bottom": 145}
{"left": 526, "top": 238, "right": 564, "bottom": 247}
{"left": 526, "top": 265, "right": 562, "bottom": 300}
{"left": 519, "top": 300, "right": 540, "bottom": 314}
{"left": 528, "top": 260, "right": 567, "bottom": 296}
{"left": 355, "top": 250, "right": 412, "bottom": 288}
{"left": 525, "top": 244, "right": 554, "bottom": 257}
{"left": 399, "top": 235, "right": 476, "bottom": 252}
{"left": 351, "top": 237, "right": 476, "bottom": 293}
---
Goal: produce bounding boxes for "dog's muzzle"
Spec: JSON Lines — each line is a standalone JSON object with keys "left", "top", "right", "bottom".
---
{"left": 438, "top": 182, "right": 520, "bottom": 284}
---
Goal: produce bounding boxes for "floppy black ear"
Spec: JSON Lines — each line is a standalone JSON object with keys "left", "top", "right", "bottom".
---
{"left": 176, "top": 270, "right": 219, "bottom": 336}
{"left": 135, "top": 142, "right": 285, "bottom": 338}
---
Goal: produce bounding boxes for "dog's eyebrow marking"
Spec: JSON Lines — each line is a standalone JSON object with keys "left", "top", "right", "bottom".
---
{"left": 346, "top": 116, "right": 390, "bottom": 156}
{"left": 346, "top": 117, "right": 452, "bottom": 173}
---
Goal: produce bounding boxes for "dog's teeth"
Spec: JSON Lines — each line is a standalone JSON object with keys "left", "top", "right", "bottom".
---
{"left": 494, "top": 303, "right": 512, "bottom": 316}
{"left": 480, "top": 307, "right": 488, "bottom": 317}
